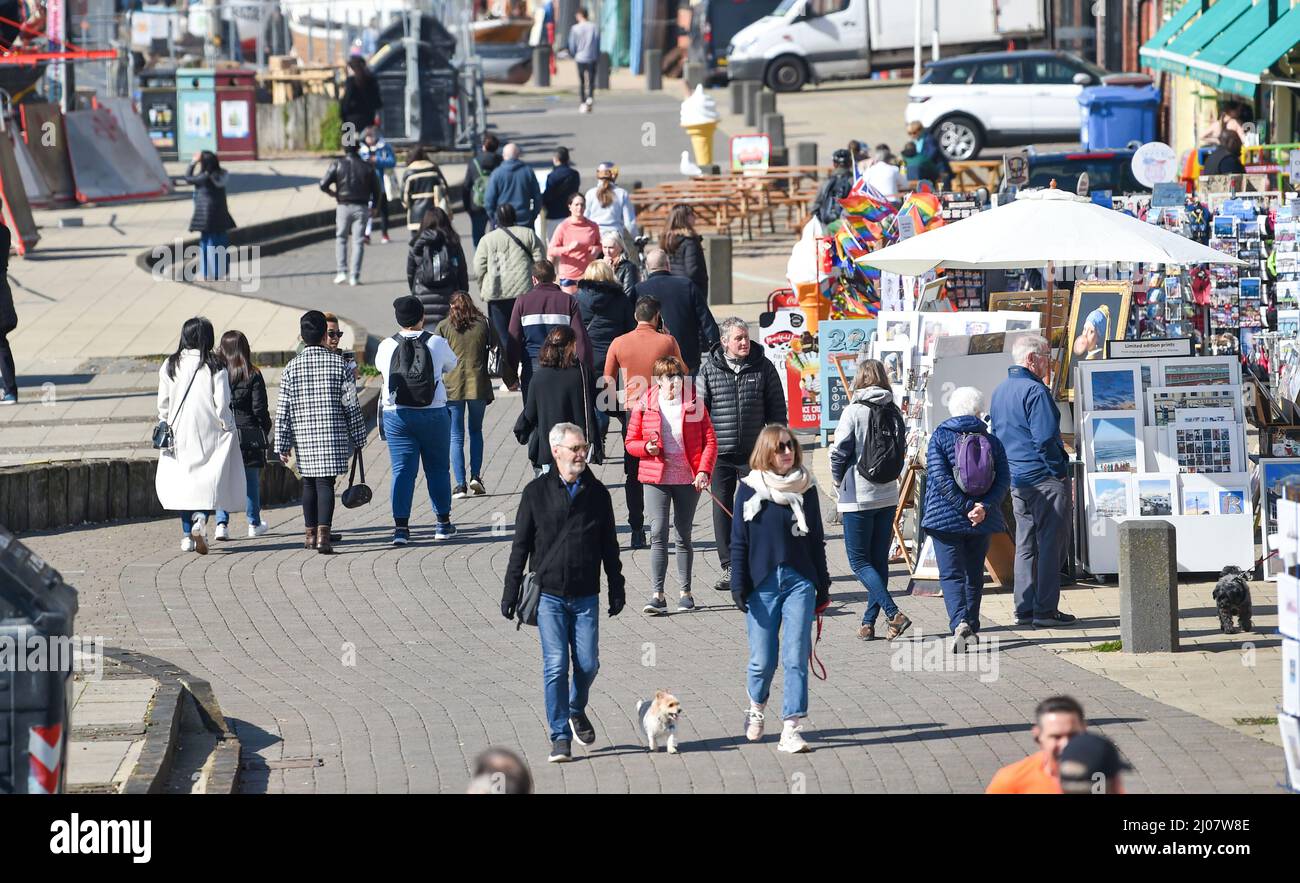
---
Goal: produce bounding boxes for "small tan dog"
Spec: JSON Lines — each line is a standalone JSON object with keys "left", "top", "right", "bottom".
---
{"left": 636, "top": 691, "right": 684, "bottom": 754}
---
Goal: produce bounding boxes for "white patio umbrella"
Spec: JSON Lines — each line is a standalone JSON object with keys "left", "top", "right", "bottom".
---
{"left": 860, "top": 187, "right": 1242, "bottom": 367}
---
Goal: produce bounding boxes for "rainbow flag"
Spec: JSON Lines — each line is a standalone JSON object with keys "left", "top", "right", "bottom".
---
{"left": 837, "top": 178, "right": 896, "bottom": 221}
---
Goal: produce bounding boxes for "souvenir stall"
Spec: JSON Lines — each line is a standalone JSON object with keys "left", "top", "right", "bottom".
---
{"left": 1274, "top": 484, "right": 1300, "bottom": 794}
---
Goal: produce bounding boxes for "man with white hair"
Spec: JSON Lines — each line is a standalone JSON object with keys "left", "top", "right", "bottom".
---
{"left": 485, "top": 142, "right": 543, "bottom": 228}
{"left": 990, "top": 334, "right": 1076, "bottom": 629}
{"left": 502, "top": 422, "right": 625, "bottom": 763}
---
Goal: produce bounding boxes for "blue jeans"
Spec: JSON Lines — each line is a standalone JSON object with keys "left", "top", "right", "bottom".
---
{"left": 199, "top": 231, "right": 229, "bottom": 280}
{"left": 930, "top": 530, "right": 990, "bottom": 634}
{"left": 538, "top": 593, "right": 600, "bottom": 742}
{"left": 384, "top": 407, "right": 452, "bottom": 521}
{"left": 180, "top": 510, "right": 212, "bottom": 535}
{"left": 217, "top": 466, "right": 263, "bottom": 527}
{"left": 745, "top": 565, "right": 815, "bottom": 720}
{"left": 843, "top": 507, "right": 897, "bottom": 625}
{"left": 447, "top": 399, "right": 487, "bottom": 486}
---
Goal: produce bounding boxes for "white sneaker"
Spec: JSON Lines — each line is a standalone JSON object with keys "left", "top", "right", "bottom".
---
{"left": 190, "top": 515, "right": 208, "bottom": 555}
{"left": 214, "top": 522, "right": 229, "bottom": 541}
{"left": 778, "top": 719, "right": 810, "bottom": 753}
{"left": 248, "top": 522, "right": 269, "bottom": 538}
{"left": 180, "top": 536, "right": 195, "bottom": 552}
{"left": 348, "top": 276, "right": 359, "bottom": 287}
{"left": 333, "top": 272, "right": 348, "bottom": 284}
{"left": 950, "top": 622, "right": 972, "bottom": 654}
{"left": 744, "top": 702, "right": 765, "bottom": 742}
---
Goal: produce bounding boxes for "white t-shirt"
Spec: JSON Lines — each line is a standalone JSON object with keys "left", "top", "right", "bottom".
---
{"left": 864, "top": 161, "right": 907, "bottom": 199}
{"left": 376, "top": 331, "right": 458, "bottom": 411}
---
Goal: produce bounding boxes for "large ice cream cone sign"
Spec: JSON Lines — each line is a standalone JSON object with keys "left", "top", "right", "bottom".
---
{"left": 680, "top": 85, "right": 720, "bottom": 168}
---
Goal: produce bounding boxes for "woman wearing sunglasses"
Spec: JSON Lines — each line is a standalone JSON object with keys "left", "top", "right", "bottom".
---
{"left": 731, "top": 426, "right": 830, "bottom": 754}
{"left": 624, "top": 356, "right": 717, "bottom": 615}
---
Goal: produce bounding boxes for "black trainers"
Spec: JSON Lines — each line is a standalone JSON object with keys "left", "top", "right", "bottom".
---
{"left": 714, "top": 567, "right": 732, "bottom": 591}
{"left": 391, "top": 527, "right": 410, "bottom": 546}
{"left": 548, "top": 738, "right": 572, "bottom": 763}
{"left": 630, "top": 527, "right": 647, "bottom": 549}
{"left": 569, "top": 711, "right": 596, "bottom": 746}
{"left": 1032, "top": 610, "right": 1077, "bottom": 627}
{"left": 1015, "top": 616, "right": 1035, "bottom": 627}
{"left": 452, "top": 484, "right": 469, "bottom": 500}
{"left": 643, "top": 595, "right": 668, "bottom": 615}
{"left": 469, "top": 476, "right": 487, "bottom": 495}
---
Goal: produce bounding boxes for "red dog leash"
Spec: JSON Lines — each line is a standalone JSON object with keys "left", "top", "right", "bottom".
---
{"left": 705, "top": 486, "right": 829, "bottom": 681}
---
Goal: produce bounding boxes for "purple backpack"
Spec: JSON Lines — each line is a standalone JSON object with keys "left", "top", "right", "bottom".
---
{"left": 953, "top": 432, "right": 994, "bottom": 496}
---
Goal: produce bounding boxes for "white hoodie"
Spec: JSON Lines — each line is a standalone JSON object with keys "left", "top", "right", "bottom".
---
{"left": 829, "top": 386, "right": 902, "bottom": 512}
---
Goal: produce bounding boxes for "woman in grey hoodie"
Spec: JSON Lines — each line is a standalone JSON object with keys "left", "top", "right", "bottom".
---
{"left": 829, "top": 358, "right": 912, "bottom": 641}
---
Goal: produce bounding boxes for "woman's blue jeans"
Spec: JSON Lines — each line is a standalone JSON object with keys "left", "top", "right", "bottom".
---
{"left": 842, "top": 507, "right": 898, "bottom": 625}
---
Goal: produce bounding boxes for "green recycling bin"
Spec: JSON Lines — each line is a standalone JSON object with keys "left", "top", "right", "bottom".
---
{"left": 176, "top": 68, "right": 217, "bottom": 160}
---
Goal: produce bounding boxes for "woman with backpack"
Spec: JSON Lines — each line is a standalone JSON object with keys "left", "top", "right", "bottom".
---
{"left": 624, "top": 355, "right": 717, "bottom": 615}
{"left": 548, "top": 191, "right": 602, "bottom": 291}
{"left": 583, "top": 162, "right": 639, "bottom": 253}
{"left": 437, "top": 291, "right": 519, "bottom": 500}
{"left": 921, "top": 386, "right": 1010, "bottom": 653}
{"left": 513, "top": 326, "right": 600, "bottom": 473}
{"left": 407, "top": 207, "right": 469, "bottom": 327}
{"left": 213, "top": 330, "right": 273, "bottom": 541}
{"left": 829, "top": 359, "right": 912, "bottom": 642}
{"left": 155, "top": 317, "right": 247, "bottom": 554}
{"left": 660, "top": 204, "right": 708, "bottom": 297}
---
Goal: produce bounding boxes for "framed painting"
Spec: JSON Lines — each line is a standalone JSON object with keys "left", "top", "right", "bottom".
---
{"left": 1057, "top": 281, "right": 1133, "bottom": 400}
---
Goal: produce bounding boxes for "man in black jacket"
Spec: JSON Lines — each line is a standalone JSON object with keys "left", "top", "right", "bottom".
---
{"left": 697, "top": 317, "right": 788, "bottom": 590}
{"left": 503, "top": 422, "right": 625, "bottom": 763}
{"left": 631, "top": 248, "right": 719, "bottom": 373}
{"left": 542, "top": 146, "right": 581, "bottom": 238}
{"left": 321, "top": 141, "right": 381, "bottom": 286}
{"left": 811, "top": 148, "right": 855, "bottom": 226}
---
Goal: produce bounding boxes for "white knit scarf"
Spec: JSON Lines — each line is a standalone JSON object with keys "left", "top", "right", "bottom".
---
{"left": 741, "top": 468, "right": 814, "bottom": 536}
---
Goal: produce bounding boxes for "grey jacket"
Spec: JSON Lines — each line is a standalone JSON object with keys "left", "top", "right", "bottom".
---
{"left": 830, "top": 386, "right": 902, "bottom": 513}
{"left": 473, "top": 224, "right": 546, "bottom": 301}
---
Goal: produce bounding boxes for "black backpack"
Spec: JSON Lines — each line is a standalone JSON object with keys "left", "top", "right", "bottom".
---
{"left": 816, "top": 174, "right": 854, "bottom": 225}
{"left": 417, "top": 238, "right": 453, "bottom": 288}
{"left": 389, "top": 332, "right": 437, "bottom": 407}
{"left": 856, "top": 400, "right": 907, "bottom": 484}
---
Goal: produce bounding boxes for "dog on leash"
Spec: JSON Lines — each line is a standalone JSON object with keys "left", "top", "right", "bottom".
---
{"left": 1211, "top": 565, "right": 1254, "bottom": 634}
{"left": 636, "top": 691, "right": 683, "bottom": 754}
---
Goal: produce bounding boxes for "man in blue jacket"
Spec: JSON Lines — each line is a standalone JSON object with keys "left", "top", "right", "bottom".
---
{"left": 989, "top": 334, "right": 1076, "bottom": 629}
{"left": 485, "top": 143, "right": 543, "bottom": 228}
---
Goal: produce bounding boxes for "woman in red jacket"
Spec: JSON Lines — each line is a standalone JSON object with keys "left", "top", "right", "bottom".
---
{"left": 626, "top": 355, "right": 718, "bottom": 615}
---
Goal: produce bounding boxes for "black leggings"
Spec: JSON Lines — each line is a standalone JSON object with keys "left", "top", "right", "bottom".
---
{"left": 0, "top": 330, "right": 15, "bottom": 397}
{"left": 301, "top": 477, "right": 336, "bottom": 528}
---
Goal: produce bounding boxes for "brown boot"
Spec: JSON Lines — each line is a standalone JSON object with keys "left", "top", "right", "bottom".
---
{"left": 305, "top": 528, "right": 317, "bottom": 549}
{"left": 857, "top": 623, "right": 875, "bottom": 641}
{"left": 885, "top": 611, "right": 913, "bottom": 641}
{"left": 316, "top": 525, "right": 334, "bottom": 554}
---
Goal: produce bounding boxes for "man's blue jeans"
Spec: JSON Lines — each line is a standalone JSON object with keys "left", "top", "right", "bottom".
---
{"left": 217, "top": 465, "right": 263, "bottom": 526}
{"left": 842, "top": 507, "right": 897, "bottom": 626}
{"left": 930, "top": 530, "right": 990, "bottom": 634}
{"left": 384, "top": 407, "right": 452, "bottom": 521}
{"left": 746, "top": 565, "right": 815, "bottom": 720}
{"left": 538, "top": 593, "right": 600, "bottom": 742}
{"left": 447, "top": 399, "right": 487, "bottom": 486}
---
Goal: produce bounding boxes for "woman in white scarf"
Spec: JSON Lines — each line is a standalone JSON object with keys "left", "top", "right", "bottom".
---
{"left": 730, "top": 425, "right": 831, "bottom": 755}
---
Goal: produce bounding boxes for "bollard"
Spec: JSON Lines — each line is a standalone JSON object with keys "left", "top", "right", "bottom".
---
{"left": 794, "top": 141, "right": 818, "bottom": 168}
{"left": 743, "top": 83, "right": 763, "bottom": 127}
{"left": 645, "top": 49, "right": 663, "bottom": 91}
{"left": 763, "top": 112, "right": 785, "bottom": 149}
{"left": 596, "top": 52, "right": 611, "bottom": 90}
{"left": 533, "top": 45, "right": 551, "bottom": 87}
{"left": 703, "top": 235, "right": 733, "bottom": 305}
{"left": 684, "top": 62, "right": 707, "bottom": 91}
{"left": 1118, "top": 520, "right": 1179, "bottom": 652}
{"left": 730, "top": 81, "right": 746, "bottom": 115}
{"left": 769, "top": 145, "right": 789, "bottom": 167}
{"left": 758, "top": 90, "right": 777, "bottom": 122}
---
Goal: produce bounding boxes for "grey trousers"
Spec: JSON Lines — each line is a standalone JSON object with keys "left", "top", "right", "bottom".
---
{"left": 645, "top": 483, "right": 701, "bottom": 595}
{"left": 335, "top": 203, "right": 368, "bottom": 278}
{"left": 1010, "top": 476, "right": 1072, "bottom": 620}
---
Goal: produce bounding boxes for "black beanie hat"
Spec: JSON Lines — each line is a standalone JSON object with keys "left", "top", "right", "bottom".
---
{"left": 300, "top": 310, "right": 327, "bottom": 344}
{"left": 394, "top": 295, "right": 424, "bottom": 327}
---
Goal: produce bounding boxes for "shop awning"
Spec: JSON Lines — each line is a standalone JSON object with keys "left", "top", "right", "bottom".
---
{"left": 1139, "top": 1, "right": 1202, "bottom": 66}
{"left": 1218, "top": 4, "right": 1300, "bottom": 96}
{"left": 1151, "top": 0, "right": 1251, "bottom": 76}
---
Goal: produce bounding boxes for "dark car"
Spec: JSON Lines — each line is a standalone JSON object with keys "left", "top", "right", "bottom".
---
{"left": 1020, "top": 149, "right": 1148, "bottom": 195}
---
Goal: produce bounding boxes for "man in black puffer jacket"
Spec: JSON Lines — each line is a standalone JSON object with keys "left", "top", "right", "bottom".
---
{"left": 406, "top": 221, "right": 470, "bottom": 326}
{"left": 697, "top": 317, "right": 787, "bottom": 590}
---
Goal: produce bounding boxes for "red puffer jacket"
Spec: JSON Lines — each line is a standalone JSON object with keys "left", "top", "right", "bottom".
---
{"left": 625, "top": 387, "right": 718, "bottom": 485}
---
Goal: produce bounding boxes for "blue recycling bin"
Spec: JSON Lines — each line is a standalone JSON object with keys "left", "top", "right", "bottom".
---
{"left": 1078, "top": 85, "right": 1161, "bottom": 150}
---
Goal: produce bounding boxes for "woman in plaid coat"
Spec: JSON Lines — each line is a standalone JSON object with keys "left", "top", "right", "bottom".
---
{"left": 275, "top": 311, "right": 367, "bottom": 553}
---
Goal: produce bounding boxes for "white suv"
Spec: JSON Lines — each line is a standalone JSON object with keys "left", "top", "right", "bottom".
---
{"left": 904, "top": 50, "right": 1107, "bottom": 161}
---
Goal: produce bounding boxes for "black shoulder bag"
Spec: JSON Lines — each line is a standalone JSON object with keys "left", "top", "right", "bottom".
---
{"left": 341, "top": 449, "right": 372, "bottom": 508}
{"left": 516, "top": 509, "right": 578, "bottom": 630}
{"left": 152, "top": 366, "right": 200, "bottom": 450}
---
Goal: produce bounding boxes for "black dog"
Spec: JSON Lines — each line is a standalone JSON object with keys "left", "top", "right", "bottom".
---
{"left": 1211, "top": 566, "right": 1254, "bottom": 634}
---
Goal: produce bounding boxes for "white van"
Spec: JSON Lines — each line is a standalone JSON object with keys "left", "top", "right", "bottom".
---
{"left": 725, "top": 0, "right": 1048, "bottom": 92}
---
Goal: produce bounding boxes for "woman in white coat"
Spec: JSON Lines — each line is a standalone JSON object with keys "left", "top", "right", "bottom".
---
{"left": 155, "top": 317, "right": 248, "bottom": 554}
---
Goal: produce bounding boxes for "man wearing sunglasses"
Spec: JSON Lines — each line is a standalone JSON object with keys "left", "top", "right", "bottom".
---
{"left": 502, "top": 422, "right": 625, "bottom": 763}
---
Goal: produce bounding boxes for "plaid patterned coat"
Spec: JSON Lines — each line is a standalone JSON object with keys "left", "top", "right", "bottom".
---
{"left": 275, "top": 346, "right": 366, "bottom": 476}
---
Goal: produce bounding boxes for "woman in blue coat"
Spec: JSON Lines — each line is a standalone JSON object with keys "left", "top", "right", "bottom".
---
{"left": 921, "top": 386, "right": 1010, "bottom": 653}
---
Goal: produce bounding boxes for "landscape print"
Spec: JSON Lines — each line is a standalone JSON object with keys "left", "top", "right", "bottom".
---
{"left": 1090, "top": 415, "right": 1140, "bottom": 472}
{"left": 1089, "top": 369, "right": 1138, "bottom": 410}
{"left": 1138, "top": 478, "right": 1175, "bottom": 516}
{"left": 1092, "top": 476, "right": 1130, "bottom": 518}
{"left": 1183, "top": 490, "right": 1212, "bottom": 515}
